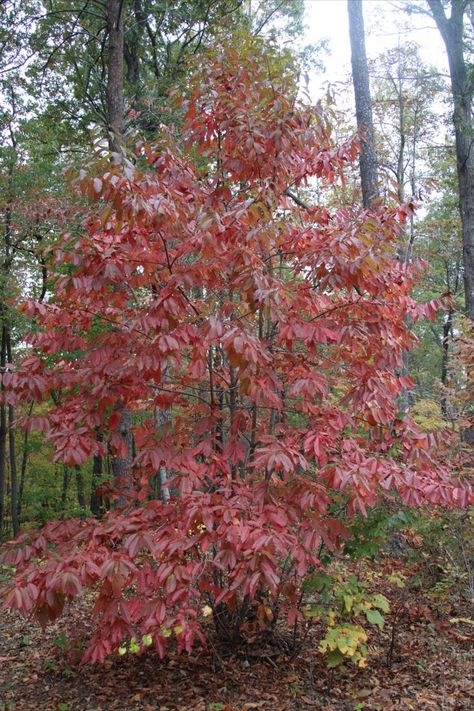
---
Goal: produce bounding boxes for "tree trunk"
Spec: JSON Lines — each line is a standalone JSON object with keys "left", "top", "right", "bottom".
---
{"left": 6, "top": 330, "right": 18, "bottom": 536}
{"left": 106, "top": 1, "right": 134, "bottom": 501}
{"left": 17, "top": 402, "right": 33, "bottom": 520}
{"left": 427, "top": 0, "right": 474, "bottom": 319}
{"left": 90, "top": 432, "right": 104, "bottom": 516}
{"left": 440, "top": 307, "right": 454, "bottom": 419}
{"left": 124, "top": 0, "right": 147, "bottom": 94}
{"left": 75, "top": 465, "right": 86, "bottom": 510}
{"left": 154, "top": 406, "right": 170, "bottom": 502}
{"left": 348, "top": 0, "right": 379, "bottom": 207}
{"left": 60, "top": 464, "right": 70, "bottom": 519}
{"left": 0, "top": 326, "right": 7, "bottom": 538}
{"left": 112, "top": 407, "right": 134, "bottom": 506}
{"left": 426, "top": 0, "right": 474, "bottom": 450}
{"left": 8, "top": 403, "right": 19, "bottom": 536}
{"left": 107, "top": 0, "right": 125, "bottom": 155}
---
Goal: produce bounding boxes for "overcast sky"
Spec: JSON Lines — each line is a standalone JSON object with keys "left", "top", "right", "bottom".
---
{"left": 303, "top": 0, "right": 449, "bottom": 97}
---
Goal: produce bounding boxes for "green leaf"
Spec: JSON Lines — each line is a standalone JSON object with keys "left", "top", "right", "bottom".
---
{"left": 366, "top": 609, "right": 385, "bottom": 629}
{"left": 142, "top": 634, "right": 153, "bottom": 646}
{"left": 387, "top": 573, "right": 406, "bottom": 589}
{"left": 343, "top": 594, "right": 353, "bottom": 612}
{"left": 372, "top": 594, "right": 390, "bottom": 613}
{"left": 302, "top": 572, "right": 333, "bottom": 593}
{"left": 54, "top": 632, "right": 67, "bottom": 649}
{"left": 118, "top": 645, "right": 127, "bottom": 655}
{"left": 326, "top": 650, "right": 345, "bottom": 668}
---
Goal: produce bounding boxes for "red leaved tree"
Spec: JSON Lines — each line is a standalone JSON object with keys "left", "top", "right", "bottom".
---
{"left": 1, "top": 45, "right": 471, "bottom": 664}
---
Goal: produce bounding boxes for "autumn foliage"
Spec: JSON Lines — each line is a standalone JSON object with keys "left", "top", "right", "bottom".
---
{"left": 0, "top": 46, "right": 471, "bottom": 664}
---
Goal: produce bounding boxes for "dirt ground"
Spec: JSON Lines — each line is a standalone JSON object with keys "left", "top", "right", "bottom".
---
{"left": 0, "top": 578, "right": 473, "bottom": 710}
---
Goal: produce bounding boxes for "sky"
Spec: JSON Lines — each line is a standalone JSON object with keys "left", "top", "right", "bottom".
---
{"left": 302, "top": 0, "right": 449, "bottom": 98}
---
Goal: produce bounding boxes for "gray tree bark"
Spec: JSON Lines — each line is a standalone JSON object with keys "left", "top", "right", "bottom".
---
{"left": 75, "top": 465, "right": 86, "bottom": 509}
{"left": 106, "top": 0, "right": 125, "bottom": 156}
{"left": 90, "top": 431, "right": 104, "bottom": 516}
{"left": 154, "top": 407, "right": 170, "bottom": 502}
{"left": 112, "top": 407, "right": 134, "bottom": 506}
{"left": 17, "top": 402, "right": 33, "bottom": 520}
{"left": 105, "top": 1, "right": 135, "bottom": 500}
{"left": 426, "top": 0, "right": 474, "bottom": 320}
{"left": 0, "top": 326, "right": 7, "bottom": 537}
{"left": 348, "top": 0, "right": 379, "bottom": 207}
{"left": 6, "top": 331, "right": 18, "bottom": 536}
{"left": 60, "top": 464, "right": 70, "bottom": 519}
{"left": 425, "top": 1, "right": 473, "bottom": 450}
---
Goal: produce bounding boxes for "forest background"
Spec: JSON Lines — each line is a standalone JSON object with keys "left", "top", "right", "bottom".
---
{"left": 0, "top": 0, "right": 473, "bottom": 709}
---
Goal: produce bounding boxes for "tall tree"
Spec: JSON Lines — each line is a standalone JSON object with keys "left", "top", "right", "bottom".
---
{"left": 347, "top": 0, "right": 379, "bottom": 207}
{"left": 22, "top": 1, "right": 307, "bottom": 144}
{"left": 106, "top": 0, "right": 125, "bottom": 155}
{"left": 369, "top": 43, "right": 456, "bottom": 410}
{"left": 424, "top": 0, "right": 474, "bottom": 319}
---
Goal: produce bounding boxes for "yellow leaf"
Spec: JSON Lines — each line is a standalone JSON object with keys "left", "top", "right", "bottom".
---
{"left": 450, "top": 617, "right": 474, "bottom": 626}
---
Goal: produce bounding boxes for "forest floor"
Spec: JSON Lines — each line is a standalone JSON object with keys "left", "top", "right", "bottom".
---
{"left": 0, "top": 562, "right": 473, "bottom": 711}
